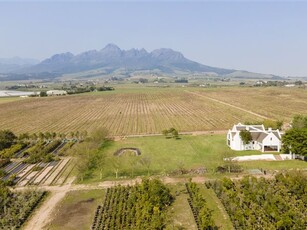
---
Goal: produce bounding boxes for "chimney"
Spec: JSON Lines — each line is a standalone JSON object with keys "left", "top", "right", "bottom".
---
{"left": 268, "top": 127, "right": 272, "bottom": 132}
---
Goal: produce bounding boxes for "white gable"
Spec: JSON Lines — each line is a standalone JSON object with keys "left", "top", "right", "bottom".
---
{"left": 227, "top": 123, "right": 281, "bottom": 152}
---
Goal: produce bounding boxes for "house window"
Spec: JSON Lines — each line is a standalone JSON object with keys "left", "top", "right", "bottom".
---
{"left": 270, "top": 137, "right": 272, "bottom": 141}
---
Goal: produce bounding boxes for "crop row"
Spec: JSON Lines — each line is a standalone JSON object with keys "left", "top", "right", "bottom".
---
{"left": 206, "top": 172, "right": 307, "bottom": 229}
{"left": 91, "top": 179, "right": 173, "bottom": 230}
{"left": 195, "top": 87, "right": 307, "bottom": 121}
{"left": 0, "top": 90, "right": 262, "bottom": 135}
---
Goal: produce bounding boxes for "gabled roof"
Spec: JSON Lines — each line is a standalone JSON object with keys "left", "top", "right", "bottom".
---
{"left": 232, "top": 123, "right": 265, "bottom": 132}
{"left": 230, "top": 123, "right": 281, "bottom": 142}
{"left": 256, "top": 133, "right": 268, "bottom": 142}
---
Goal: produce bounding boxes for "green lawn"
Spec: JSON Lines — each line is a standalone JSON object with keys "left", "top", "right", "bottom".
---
{"left": 79, "top": 134, "right": 306, "bottom": 183}
{"left": 47, "top": 190, "right": 105, "bottom": 230}
{"left": 82, "top": 134, "right": 268, "bottom": 182}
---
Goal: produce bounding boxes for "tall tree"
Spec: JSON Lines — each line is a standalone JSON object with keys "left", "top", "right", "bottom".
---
{"left": 282, "top": 128, "right": 307, "bottom": 156}
{"left": 239, "top": 130, "right": 252, "bottom": 144}
{"left": 0, "top": 130, "right": 16, "bottom": 151}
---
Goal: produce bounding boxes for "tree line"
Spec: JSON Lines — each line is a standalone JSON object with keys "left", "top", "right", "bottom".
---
{"left": 206, "top": 171, "right": 307, "bottom": 229}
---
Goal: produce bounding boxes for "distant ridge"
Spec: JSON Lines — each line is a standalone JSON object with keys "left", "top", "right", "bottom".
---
{"left": 0, "top": 57, "right": 39, "bottom": 73}
{"left": 20, "top": 44, "right": 235, "bottom": 75}
{"left": 1, "top": 44, "right": 282, "bottom": 80}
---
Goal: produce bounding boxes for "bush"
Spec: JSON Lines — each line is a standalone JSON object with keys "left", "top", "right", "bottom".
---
{"left": 0, "top": 143, "right": 27, "bottom": 159}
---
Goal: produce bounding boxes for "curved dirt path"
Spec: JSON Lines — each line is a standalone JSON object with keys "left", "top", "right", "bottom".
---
{"left": 23, "top": 189, "right": 68, "bottom": 230}
{"left": 185, "top": 90, "right": 270, "bottom": 120}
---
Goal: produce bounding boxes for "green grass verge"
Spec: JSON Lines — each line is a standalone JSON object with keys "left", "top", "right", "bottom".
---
{"left": 199, "top": 186, "right": 234, "bottom": 229}
{"left": 0, "top": 97, "right": 22, "bottom": 104}
{"left": 166, "top": 184, "right": 198, "bottom": 230}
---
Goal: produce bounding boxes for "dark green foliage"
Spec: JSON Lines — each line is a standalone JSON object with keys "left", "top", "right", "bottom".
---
{"left": 39, "top": 91, "right": 47, "bottom": 97}
{"left": 282, "top": 128, "right": 307, "bottom": 156}
{"left": 23, "top": 140, "right": 61, "bottom": 163}
{"left": 43, "top": 140, "right": 61, "bottom": 154}
{"left": 0, "top": 181, "right": 46, "bottom": 229}
{"left": 239, "top": 130, "right": 252, "bottom": 144}
{"left": 0, "top": 143, "right": 27, "bottom": 159}
{"left": 92, "top": 179, "right": 173, "bottom": 230}
{"left": 207, "top": 172, "right": 307, "bottom": 229}
{"left": 0, "top": 130, "right": 17, "bottom": 151}
{"left": 282, "top": 114, "right": 307, "bottom": 157}
{"left": 174, "top": 78, "right": 188, "bottom": 83}
{"left": 97, "top": 86, "right": 115, "bottom": 91}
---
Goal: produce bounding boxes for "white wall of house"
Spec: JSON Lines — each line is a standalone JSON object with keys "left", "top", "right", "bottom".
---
{"left": 261, "top": 132, "right": 281, "bottom": 152}
{"left": 227, "top": 124, "right": 281, "bottom": 152}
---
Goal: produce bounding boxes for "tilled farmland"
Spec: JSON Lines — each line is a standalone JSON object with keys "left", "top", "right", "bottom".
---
{"left": 0, "top": 88, "right": 276, "bottom": 135}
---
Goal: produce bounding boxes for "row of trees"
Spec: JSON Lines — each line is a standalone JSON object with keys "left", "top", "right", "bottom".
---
{"left": 206, "top": 172, "right": 307, "bottom": 229}
{"left": 23, "top": 140, "right": 62, "bottom": 163}
{"left": 92, "top": 179, "right": 173, "bottom": 230}
{"left": 186, "top": 182, "right": 216, "bottom": 229}
{"left": 0, "top": 129, "right": 88, "bottom": 151}
{"left": 18, "top": 130, "right": 88, "bottom": 141}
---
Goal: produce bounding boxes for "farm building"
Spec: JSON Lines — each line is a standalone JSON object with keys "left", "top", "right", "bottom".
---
{"left": 46, "top": 90, "right": 67, "bottom": 96}
{"left": 227, "top": 123, "right": 282, "bottom": 152}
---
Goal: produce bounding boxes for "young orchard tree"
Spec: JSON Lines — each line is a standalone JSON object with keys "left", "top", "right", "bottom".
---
{"left": 140, "top": 156, "right": 152, "bottom": 176}
{"left": 111, "top": 157, "right": 121, "bottom": 179}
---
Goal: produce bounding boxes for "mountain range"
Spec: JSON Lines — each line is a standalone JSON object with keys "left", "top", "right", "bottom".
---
{"left": 0, "top": 44, "right": 282, "bottom": 80}
{"left": 0, "top": 57, "right": 39, "bottom": 73}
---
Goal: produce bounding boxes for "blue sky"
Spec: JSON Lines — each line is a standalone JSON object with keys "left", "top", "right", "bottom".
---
{"left": 1, "top": 1, "right": 307, "bottom": 76}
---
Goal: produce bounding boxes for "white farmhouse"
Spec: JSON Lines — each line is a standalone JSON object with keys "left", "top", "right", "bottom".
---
{"left": 46, "top": 90, "right": 67, "bottom": 96}
{"left": 227, "top": 123, "right": 282, "bottom": 152}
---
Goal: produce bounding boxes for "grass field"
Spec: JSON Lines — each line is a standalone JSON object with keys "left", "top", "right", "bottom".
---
{"left": 81, "top": 134, "right": 307, "bottom": 182}
{"left": 47, "top": 190, "right": 105, "bottom": 230}
{"left": 0, "top": 97, "right": 22, "bottom": 104}
{"left": 0, "top": 86, "right": 306, "bottom": 135}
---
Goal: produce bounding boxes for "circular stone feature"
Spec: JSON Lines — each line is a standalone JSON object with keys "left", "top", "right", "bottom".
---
{"left": 114, "top": 148, "right": 141, "bottom": 156}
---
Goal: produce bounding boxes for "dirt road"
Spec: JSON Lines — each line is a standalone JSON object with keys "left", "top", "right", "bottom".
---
{"left": 23, "top": 189, "right": 68, "bottom": 230}
{"left": 185, "top": 90, "right": 270, "bottom": 120}
{"left": 20, "top": 174, "right": 273, "bottom": 230}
